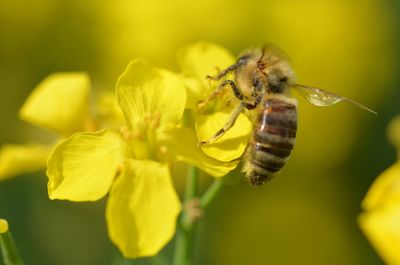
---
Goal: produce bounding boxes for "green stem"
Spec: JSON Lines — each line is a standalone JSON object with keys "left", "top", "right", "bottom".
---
{"left": 200, "top": 179, "right": 224, "bottom": 209}
{"left": 0, "top": 221, "right": 26, "bottom": 265}
{"left": 173, "top": 169, "right": 226, "bottom": 265}
{"left": 173, "top": 166, "right": 199, "bottom": 265}
{"left": 184, "top": 166, "right": 199, "bottom": 203}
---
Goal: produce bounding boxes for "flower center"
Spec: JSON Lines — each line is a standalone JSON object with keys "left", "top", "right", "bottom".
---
{"left": 121, "top": 112, "right": 163, "bottom": 160}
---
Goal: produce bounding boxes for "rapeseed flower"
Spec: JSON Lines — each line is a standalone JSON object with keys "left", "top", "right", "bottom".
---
{"left": 46, "top": 59, "right": 236, "bottom": 258}
{"left": 359, "top": 116, "right": 400, "bottom": 265}
{"left": 0, "top": 72, "right": 106, "bottom": 180}
{"left": 177, "top": 42, "right": 252, "bottom": 163}
{"left": 359, "top": 163, "right": 400, "bottom": 265}
{"left": 0, "top": 219, "right": 8, "bottom": 234}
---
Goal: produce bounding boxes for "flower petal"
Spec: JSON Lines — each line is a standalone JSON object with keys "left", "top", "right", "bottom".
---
{"left": 19, "top": 72, "right": 91, "bottom": 135}
{"left": 388, "top": 115, "right": 400, "bottom": 151}
{"left": 46, "top": 130, "right": 126, "bottom": 201}
{"left": 95, "top": 90, "right": 125, "bottom": 129}
{"left": 362, "top": 162, "right": 400, "bottom": 210}
{"left": 106, "top": 160, "right": 180, "bottom": 258}
{"left": 116, "top": 59, "right": 186, "bottom": 129}
{"left": 0, "top": 144, "right": 50, "bottom": 180}
{"left": 181, "top": 76, "right": 205, "bottom": 109}
{"left": 177, "top": 42, "right": 235, "bottom": 83}
{"left": 359, "top": 203, "right": 400, "bottom": 265}
{"left": 195, "top": 111, "right": 251, "bottom": 162}
{"left": 177, "top": 43, "right": 236, "bottom": 108}
{"left": 359, "top": 162, "right": 400, "bottom": 265}
{"left": 160, "top": 126, "right": 239, "bottom": 177}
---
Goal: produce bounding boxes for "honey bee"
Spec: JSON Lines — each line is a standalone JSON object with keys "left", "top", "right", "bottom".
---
{"left": 199, "top": 45, "right": 376, "bottom": 186}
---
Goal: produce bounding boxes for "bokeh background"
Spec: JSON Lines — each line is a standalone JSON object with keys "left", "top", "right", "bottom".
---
{"left": 1, "top": 0, "right": 399, "bottom": 264}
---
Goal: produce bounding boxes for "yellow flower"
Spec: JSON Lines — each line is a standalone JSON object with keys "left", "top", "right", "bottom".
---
{"left": 387, "top": 115, "right": 400, "bottom": 155}
{"left": 20, "top": 72, "right": 93, "bottom": 135}
{"left": 46, "top": 59, "right": 232, "bottom": 257}
{"left": 359, "top": 116, "right": 400, "bottom": 265}
{"left": 0, "top": 72, "right": 102, "bottom": 180}
{"left": 177, "top": 42, "right": 252, "bottom": 163}
{"left": 0, "top": 219, "right": 8, "bottom": 234}
{"left": 359, "top": 162, "right": 400, "bottom": 265}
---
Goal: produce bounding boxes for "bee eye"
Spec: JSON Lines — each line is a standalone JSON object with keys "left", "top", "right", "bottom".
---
{"left": 280, "top": 77, "right": 288, "bottom": 83}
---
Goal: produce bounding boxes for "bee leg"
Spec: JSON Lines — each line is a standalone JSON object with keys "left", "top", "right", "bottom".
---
{"left": 242, "top": 94, "right": 262, "bottom": 110}
{"left": 199, "top": 103, "right": 244, "bottom": 146}
{"left": 199, "top": 80, "right": 245, "bottom": 109}
{"left": 206, "top": 63, "right": 239, "bottom": 81}
{"left": 242, "top": 102, "right": 257, "bottom": 110}
{"left": 206, "top": 55, "right": 249, "bottom": 80}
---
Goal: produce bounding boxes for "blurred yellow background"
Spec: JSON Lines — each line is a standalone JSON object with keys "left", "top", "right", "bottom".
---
{"left": 0, "top": 0, "right": 399, "bottom": 264}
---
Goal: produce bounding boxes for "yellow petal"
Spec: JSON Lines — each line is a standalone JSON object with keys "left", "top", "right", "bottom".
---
{"left": 359, "top": 162, "right": 400, "bottom": 264}
{"left": 0, "top": 144, "right": 50, "bottom": 181}
{"left": 160, "top": 126, "right": 239, "bottom": 177}
{"left": 177, "top": 42, "right": 235, "bottom": 83}
{"left": 106, "top": 160, "right": 180, "bottom": 258}
{"left": 359, "top": 204, "right": 400, "bottom": 265}
{"left": 387, "top": 115, "right": 400, "bottom": 151}
{"left": 19, "top": 72, "right": 91, "bottom": 135}
{"left": 95, "top": 90, "right": 125, "bottom": 129}
{"left": 116, "top": 59, "right": 186, "bottom": 130}
{"left": 195, "top": 111, "right": 251, "bottom": 162}
{"left": 181, "top": 76, "right": 205, "bottom": 109}
{"left": 177, "top": 43, "right": 236, "bottom": 107}
{"left": 46, "top": 130, "right": 126, "bottom": 201}
{"left": 362, "top": 162, "right": 400, "bottom": 210}
{"left": 0, "top": 219, "right": 8, "bottom": 234}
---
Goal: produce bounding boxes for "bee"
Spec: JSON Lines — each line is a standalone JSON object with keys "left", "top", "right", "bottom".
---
{"left": 199, "top": 45, "right": 376, "bottom": 186}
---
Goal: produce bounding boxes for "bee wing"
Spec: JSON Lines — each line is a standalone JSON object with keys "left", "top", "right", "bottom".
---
{"left": 293, "top": 84, "right": 377, "bottom": 114}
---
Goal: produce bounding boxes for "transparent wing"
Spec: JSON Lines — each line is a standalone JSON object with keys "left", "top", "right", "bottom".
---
{"left": 293, "top": 84, "right": 377, "bottom": 114}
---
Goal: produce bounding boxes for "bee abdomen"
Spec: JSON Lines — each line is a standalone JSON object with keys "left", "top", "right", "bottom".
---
{"left": 244, "top": 97, "right": 297, "bottom": 186}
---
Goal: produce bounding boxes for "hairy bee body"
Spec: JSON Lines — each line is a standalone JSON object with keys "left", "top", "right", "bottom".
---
{"left": 243, "top": 95, "right": 297, "bottom": 186}
{"left": 201, "top": 45, "right": 375, "bottom": 186}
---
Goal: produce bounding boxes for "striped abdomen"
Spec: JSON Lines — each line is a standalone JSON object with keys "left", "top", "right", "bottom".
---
{"left": 244, "top": 96, "right": 297, "bottom": 186}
